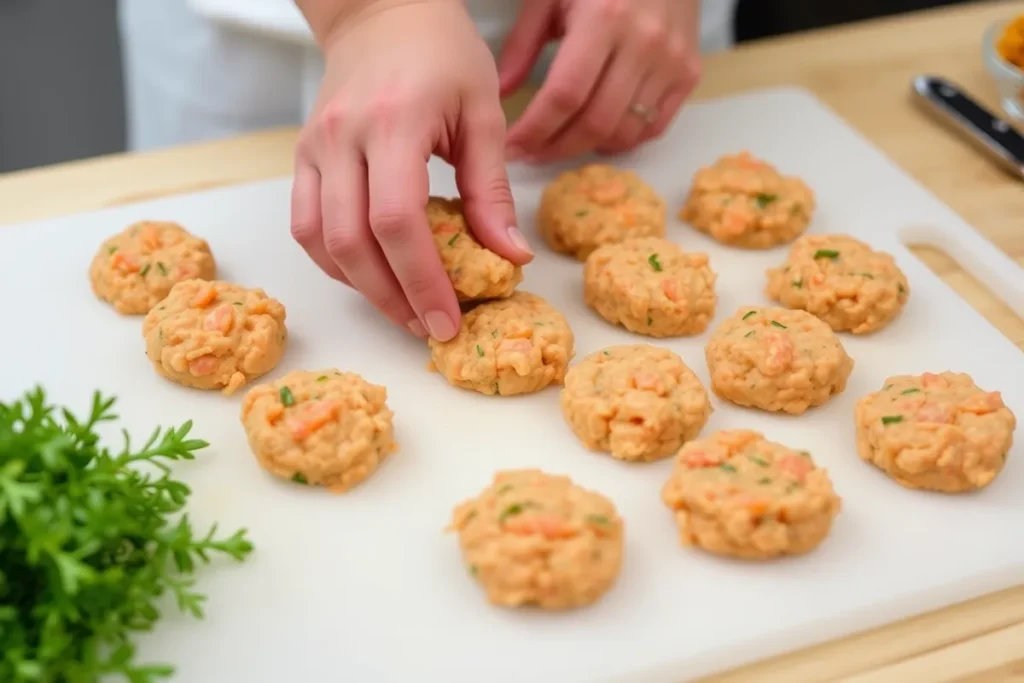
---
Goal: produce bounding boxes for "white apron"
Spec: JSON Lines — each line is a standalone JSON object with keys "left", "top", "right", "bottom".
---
{"left": 118, "top": 0, "right": 738, "bottom": 151}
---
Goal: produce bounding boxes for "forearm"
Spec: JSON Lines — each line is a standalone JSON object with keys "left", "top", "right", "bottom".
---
{"left": 295, "top": 0, "right": 463, "bottom": 46}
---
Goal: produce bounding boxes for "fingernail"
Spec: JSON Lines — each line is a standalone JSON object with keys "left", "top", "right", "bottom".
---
{"left": 507, "top": 226, "right": 533, "bottom": 255}
{"left": 423, "top": 310, "right": 457, "bottom": 341}
{"left": 407, "top": 319, "right": 427, "bottom": 338}
{"left": 506, "top": 145, "right": 525, "bottom": 161}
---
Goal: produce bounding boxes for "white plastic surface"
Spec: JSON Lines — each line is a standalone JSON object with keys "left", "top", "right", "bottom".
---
{"left": 2, "top": 88, "right": 1023, "bottom": 683}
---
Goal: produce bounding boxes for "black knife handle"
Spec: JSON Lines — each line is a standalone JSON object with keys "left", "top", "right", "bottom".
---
{"left": 912, "top": 74, "right": 1024, "bottom": 179}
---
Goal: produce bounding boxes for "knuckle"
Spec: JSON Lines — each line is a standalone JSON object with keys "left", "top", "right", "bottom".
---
{"left": 289, "top": 218, "right": 319, "bottom": 246}
{"left": 322, "top": 227, "right": 362, "bottom": 261}
{"left": 582, "top": 114, "right": 615, "bottom": 140}
{"left": 596, "top": 0, "right": 628, "bottom": 22}
{"left": 471, "top": 109, "right": 508, "bottom": 140}
{"left": 316, "top": 100, "right": 351, "bottom": 140}
{"left": 667, "top": 36, "right": 689, "bottom": 62}
{"left": 635, "top": 17, "right": 667, "bottom": 49}
{"left": 369, "top": 206, "right": 416, "bottom": 242}
{"left": 683, "top": 55, "right": 703, "bottom": 87}
{"left": 549, "top": 84, "right": 585, "bottom": 112}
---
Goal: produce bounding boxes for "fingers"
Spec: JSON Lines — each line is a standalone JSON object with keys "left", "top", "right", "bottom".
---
{"left": 504, "top": 15, "right": 613, "bottom": 160}
{"left": 365, "top": 133, "right": 461, "bottom": 341}
{"left": 454, "top": 106, "right": 534, "bottom": 265}
{"left": 290, "top": 156, "right": 350, "bottom": 285}
{"left": 529, "top": 44, "right": 648, "bottom": 163}
{"left": 596, "top": 71, "right": 669, "bottom": 155}
{"left": 320, "top": 150, "right": 422, "bottom": 336}
{"left": 646, "top": 63, "right": 700, "bottom": 140}
{"left": 497, "top": 0, "right": 556, "bottom": 97}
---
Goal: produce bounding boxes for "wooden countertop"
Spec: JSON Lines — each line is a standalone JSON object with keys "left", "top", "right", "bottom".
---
{"left": 2, "top": 2, "right": 1022, "bottom": 680}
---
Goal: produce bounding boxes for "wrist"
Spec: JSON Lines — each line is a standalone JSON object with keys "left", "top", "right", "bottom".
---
{"left": 296, "top": 0, "right": 465, "bottom": 49}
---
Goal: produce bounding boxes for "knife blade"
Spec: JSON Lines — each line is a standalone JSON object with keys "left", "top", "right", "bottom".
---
{"left": 911, "top": 74, "right": 1024, "bottom": 181}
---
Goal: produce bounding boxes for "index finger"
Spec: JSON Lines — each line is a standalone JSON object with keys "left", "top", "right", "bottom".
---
{"left": 505, "top": 18, "right": 614, "bottom": 157}
{"left": 365, "top": 136, "right": 461, "bottom": 342}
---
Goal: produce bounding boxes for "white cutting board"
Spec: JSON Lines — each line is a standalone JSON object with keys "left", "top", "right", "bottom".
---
{"left": 2, "top": 87, "right": 1023, "bottom": 682}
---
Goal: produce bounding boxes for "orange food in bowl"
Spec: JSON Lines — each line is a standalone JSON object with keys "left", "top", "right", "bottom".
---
{"left": 998, "top": 15, "right": 1024, "bottom": 69}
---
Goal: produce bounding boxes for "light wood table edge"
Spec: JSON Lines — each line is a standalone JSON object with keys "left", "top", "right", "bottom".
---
{"left": 1, "top": 3, "right": 1023, "bottom": 682}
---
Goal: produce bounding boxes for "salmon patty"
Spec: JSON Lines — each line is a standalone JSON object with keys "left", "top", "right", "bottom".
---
{"left": 661, "top": 430, "right": 841, "bottom": 560}
{"left": 584, "top": 237, "right": 716, "bottom": 337}
{"left": 241, "top": 369, "right": 396, "bottom": 493}
{"left": 448, "top": 469, "right": 624, "bottom": 609}
{"left": 560, "top": 345, "right": 712, "bottom": 462}
{"left": 766, "top": 234, "right": 910, "bottom": 334}
{"left": 427, "top": 196, "right": 522, "bottom": 302}
{"left": 855, "top": 372, "right": 1015, "bottom": 492}
{"left": 142, "top": 279, "right": 287, "bottom": 395}
{"left": 90, "top": 220, "right": 216, "bottom": 314}
{"left": 537, "top": 164, "right": 666, "bottom": 261}
{"left": 705, "top": 306, "right": 853, "bottom": 414}
{"left": 680, "top": 151, "right": 814, "bottom": 249}
{"left": 429, "top": 291, "right": 574, "bottom": 396}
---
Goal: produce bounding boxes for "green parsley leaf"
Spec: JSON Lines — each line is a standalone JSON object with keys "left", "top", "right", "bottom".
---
{"left": 900, "top": 388, "right": 920, "bottom": 395}
{"left": 648, "top": 253, "right": 662, "bottom": 272}
{"left": 881, "top": 415, "right": 903, "bottom": 425}
{"left": 292, "top": 473, "right": 308, "bottom": 485}
{"left": 742, "top": 310, "right": 757, "bottom": 320}
{"left": 139, "top": 263, "right": 151, "bottom": 276}
{"left": 754, "top": 193, "right": 778, "bottom": 208}
{"left": 792, "top": 279, "right": 803, "bottom": 288}
{"left": 498, "top": 502, "right": 536, "bottom": 523}
{"left": 585, "top": 514, "right": 611, "bottom": 526}
{"left": 813, "top": 249, "right": 840, "bottom": 260}
{"left": 447, "top": 233, "right": 460, "bottom": 248}
{"left": 0, "top": 388, "right": 253, "bottom": 681}
{"left": 279, "top": 386, "right": 295, "bottom": 406}
{"left": 770, "top": 320, "right": 787, "bottom": 329}
{"left": 316, "top": 375, "right": 328, "bottom": 382}
{"left": 157, "top": 262, "right": 168, "bottom": 276}
{"left": 718, "top": 463, "right": 738, "bottom": 473}
{"left": 476, "top": 345, "right": 484, "bottom": 357}
{"left": 744, "top": 330, "right": 756, "bottom": 338}
{"left": 108, "top": 246, "right": 118, "bottom": 254}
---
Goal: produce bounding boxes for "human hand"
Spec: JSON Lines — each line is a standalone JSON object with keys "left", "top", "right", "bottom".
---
{"left": 498, "top": 0, "right": 702, "bottom": 162}
{"left": 290, "top": 0, "right": 533, "bottom": 342}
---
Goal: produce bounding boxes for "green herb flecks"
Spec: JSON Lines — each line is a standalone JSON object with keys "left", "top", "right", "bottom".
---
{"left": 233, "top": 301, "right": 243, "bottom": 306}
{"left": 108, "top": 246, "right": 118, "bottom": 254}
{"left": 476, "top": 345, "right": 484, "bottom": 358}
{"left": 742, "top": 310, "right": 757, "bottom": 320}
{"left": 757, "top": 477, "right": 773, "bottom": 485}
{"left": 718, "top": 463, "right": 738, "bottom": 473}
{"left": 316, "top": 375, "right": 328, "bottom": 383}
{"left": 770, "top": 320, "right": 787, "bottom": 329}
{"left": 900, "top": 387, "right": 920, "bottom": 395}
{"left": 496, "top": 484, "right": 514, "bottom": 495}
{"left": 792, "top": 279, "right": 803, "bottom": 289}
{"left": 881, "top": 415, "right": 904, "bottom": 425}
{"left": 813, "top": 249, "right": 840, "bottom": 260}
{"left": 157, "top": 262, "right": 168, "bottom": 276}
{"left": 585, "top": 514, "right": 611, "bottom": 526}
{"left": 576, "top": 209, "right": 589, "bottom": 217}
{"left": 279, "top": 386, "right": 295, "bottom": 406}
{"left": 754, "top": 193, "right": 778, "bottom": 208}
{"left": 292, "top": 473, "right": 308, "bottom": 485}
{"left": 898, "top": 283, "right": 906, "bottom": 295}
{"left": 749, "top": 455, "right": 769, "bottom": 467}
{"left": 447, "top": 233, "right": 460, "bottom": 248}
{"left": 468, "top": 564, "right": 478, "bottom": 575}
{"left": 603, "top": 350, "right": 611, "bottom": 356}
{"left": 499, "top": 502, "right": 536, "bottom": 523}
{"left": 860, "top": 272, "right": 874, "bottom": 279}
{"left": 648, "top": 253, "right": 662, "bottom": 272}
{"left": 140, "top": 263, "right": 151, "bottom": 277}
{"left": 744, "top": 331, "right": 756, "bottom": 338}
{"left": 0, "top": 388, "right": 253, "bottom": 681}
{"left": 798, "top": 451, "right": 811, "bottom": 458}
{"left": 647, "top": 315, "right": 653, "bottom": 326}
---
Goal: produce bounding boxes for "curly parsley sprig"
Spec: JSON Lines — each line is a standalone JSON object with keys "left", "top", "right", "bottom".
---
{"left": 0, "top": 388, "right": 253, "bottom": 682}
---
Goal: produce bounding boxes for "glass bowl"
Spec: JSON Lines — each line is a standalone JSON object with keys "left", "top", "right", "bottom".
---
{"left": 983, "top": 19, "right": 1024, "bottom": 121}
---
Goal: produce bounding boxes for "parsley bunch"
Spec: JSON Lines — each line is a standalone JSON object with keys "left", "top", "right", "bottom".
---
{"left": 0, "top": 388, "right": 254, "bottom": 682}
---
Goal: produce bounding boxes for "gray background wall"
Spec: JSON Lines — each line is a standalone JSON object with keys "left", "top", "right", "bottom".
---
{"left": 0, "top": 0, "right": 124, "bottom": 173}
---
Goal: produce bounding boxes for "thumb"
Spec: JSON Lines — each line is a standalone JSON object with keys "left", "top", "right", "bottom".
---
{"left": 453, "top": 108, "right": 534, "bottom": 266}
{"left": 497, "top": 0, "right": 556, "bottom": 97}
